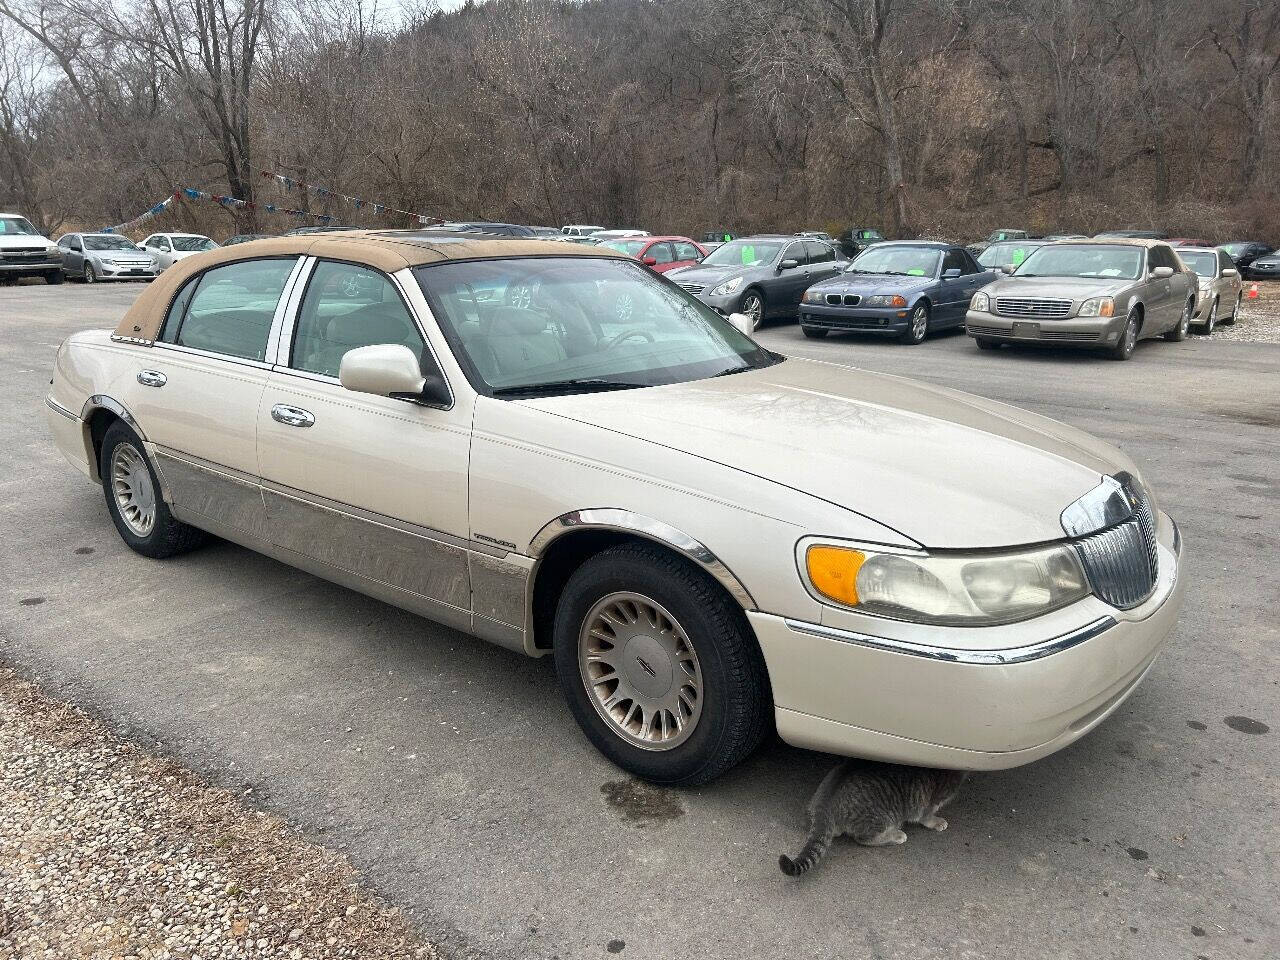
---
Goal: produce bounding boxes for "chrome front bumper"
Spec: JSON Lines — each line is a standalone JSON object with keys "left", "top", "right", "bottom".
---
{"left": 750, "top": 516, "right": 1184, "bottom": 769}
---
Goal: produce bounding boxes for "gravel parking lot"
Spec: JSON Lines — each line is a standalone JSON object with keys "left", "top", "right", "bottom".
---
{"left": 2, "top": 281, "right": 1278, "bottom": 960}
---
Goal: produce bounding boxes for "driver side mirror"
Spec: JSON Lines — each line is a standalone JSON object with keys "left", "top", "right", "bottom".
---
{"left": 642, "top": 256, "right": 658, "bottom": 266}
{"left": 942, "top": 268, "right": 962, "bottom": 279}
{"left": 1150, "top": 266, "right": 1175, "bottom": 279}
{"left": 340, "top": 344, "right": 450, "bottom": 406}
{"left": 1222, "top": 267, "right": 1238, "bottom": 277}
{"left": 778, "top": 258, "right": 799, "bottom": 271}
{"left": 726, "top": 312, "right": 755, "bottom": 337}
{"left": 998, "top": 264, "right": 1016, "bottom": 275}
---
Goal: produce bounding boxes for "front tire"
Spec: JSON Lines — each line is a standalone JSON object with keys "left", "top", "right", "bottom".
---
{"left": 1165, "top": 298, "right": 1191, "bottom": 341}
{"left": 1225, "top": 293, "right": 1240, "bottom": 325}
{"left": 974, "top": 336, "right": 1001, "bottom": 350}
{"left": 738, "top": 289, "right": 765, "bottom": 330}
{"left": 801, "top": 325, "right": 828, "bottom": 339}
{"left": 83, "top": 263, "right": 96, "bottom": 284}
{"left": 898, "top": 302, "right": 929, "bottom": 344}
{"left": 1108, "top": 311, "right": 1139, "bottom": 360}
{"left": 99, "top": 421, "right": 208, "bottom": 559}
{"left": 552, "top": 542, "right": 771, "bottom": 786}
{"left": 45, "top": 270, "right": 64, "bottom": 285}
{"left": 1198, "top": 298, "right": 1217, "bottom": 335}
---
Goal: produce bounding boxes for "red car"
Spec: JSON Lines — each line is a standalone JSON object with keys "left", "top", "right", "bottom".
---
{"left": 598, "top": 235, "right": 708, "bottom": 273}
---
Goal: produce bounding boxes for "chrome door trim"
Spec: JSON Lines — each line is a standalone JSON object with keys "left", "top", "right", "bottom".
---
{"left": 782, "top": 615, "right": 1118, "bottom": 665}
{"left": 528, "top": 508, "right": 757, "bottom": 610}
{"left": 46, "top": 396, "right": 80, "bottom": 421}
{"left": 136, "top": 369, "right": 168, "bottom": 387}
{"left": 263, "top": 255, "right": 314, "bottom": 366}
{"left": 150, "top": 341, "right": 275, "bottom": 371}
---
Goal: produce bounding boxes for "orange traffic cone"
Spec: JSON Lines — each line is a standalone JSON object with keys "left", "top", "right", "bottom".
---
{"left": 1248, "top": 282, "right": 1259, "bottom": 299}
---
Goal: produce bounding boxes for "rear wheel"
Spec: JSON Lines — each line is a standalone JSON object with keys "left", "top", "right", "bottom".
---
{"left": 552, "top": 542, "right": 771, "bottom": 786}
{"left": 99, "top": 421, "right": 208, "bottom": 558}
{"left": 898, "top": 302, "right": 929, "bottom": 344}
{"left": 801, "top": 326, "right": 828, "bottom": 339}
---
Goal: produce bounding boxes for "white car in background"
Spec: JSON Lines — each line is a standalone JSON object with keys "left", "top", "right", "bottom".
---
{"left": 138, "top": 233, "right": 219, "bottom": 271}
{"left": 0, "top": 212, "right": 63, "bottom": 285}
{"left": 589, "top": 229, "right": 649, "bottom": 241}
{"left": 561, "top": 224, "right": 606, "bottom": 237}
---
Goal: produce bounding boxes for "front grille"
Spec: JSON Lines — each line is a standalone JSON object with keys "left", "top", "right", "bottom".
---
{"left": 678, "top": 282, "right": 705, "bottom": 295}
{"left": 824, "top": 293, "right": 861, "bottom": 306}
{"left": 995, "top": 297, "right": 1072, "bottom": 319}
{"left": 1073, "top": 491, "right": 1158, "bottom": 609}
{"left": 1, "top": 248, "right": 48, "bottom": 259}
{"left": 1040, "top": 330, "right": 1099, "bottom": 341}
{"left": 966, "top": 324, "right": 1005, "bottom": 336}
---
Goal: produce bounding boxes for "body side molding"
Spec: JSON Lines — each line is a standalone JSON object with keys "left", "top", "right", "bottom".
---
{"left": 528, "top": 508, "right": 757, "bottom": 610}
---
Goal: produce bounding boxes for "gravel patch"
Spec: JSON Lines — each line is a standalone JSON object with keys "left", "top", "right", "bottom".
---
{"left": 1212, "top": 280, "right": 1280, "bottom": 342}
{"left": 0, "top": 665, "right": 439, "bottom": 959}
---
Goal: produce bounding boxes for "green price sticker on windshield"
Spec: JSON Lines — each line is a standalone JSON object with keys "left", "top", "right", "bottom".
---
{"left": 740, "top": 245, "right": 755, "bottom": 265}
{"left": 1012, "top": 248, "right": 1028, "bottom": 265}
{"left": 907, "top": 268, "right": 925, "bottom": 276}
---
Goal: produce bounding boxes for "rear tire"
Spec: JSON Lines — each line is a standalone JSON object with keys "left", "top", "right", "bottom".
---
{"left": 801, "top": 326, "right": 828, "bottom": 339}
{"left": 552, "top": 542, "right": 771, "bottom": 786}
{"left": 99, "top": 421, "right": 208, "bottom": 559}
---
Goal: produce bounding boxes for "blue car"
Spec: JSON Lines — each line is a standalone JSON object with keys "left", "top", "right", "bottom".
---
{"left": 798, "top": 241, "right": 997, "bottom": 344}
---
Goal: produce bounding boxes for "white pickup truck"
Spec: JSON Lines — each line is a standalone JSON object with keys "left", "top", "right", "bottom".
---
{"left": 0, "top": 212, "right": 64, "bottom": 284}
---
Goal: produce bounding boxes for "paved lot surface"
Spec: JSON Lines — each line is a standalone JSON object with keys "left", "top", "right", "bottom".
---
{"left": 2, "top": 281, "right": 1278, "bottom": 960}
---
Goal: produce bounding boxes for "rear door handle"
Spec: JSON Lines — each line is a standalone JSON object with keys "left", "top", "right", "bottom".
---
{"left": 137, "top": 369, "right": 167, "bottom": 387}
{"left": 271, "top": 404, "right": 315, "bottom": 428}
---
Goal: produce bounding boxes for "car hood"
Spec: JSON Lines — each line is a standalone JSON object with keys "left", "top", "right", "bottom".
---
{"left": 90, "top": 249, "right": 152, "bottom": 261}
{"left": 809, "top": 272, "right": 937, "bottom": 295}
{"left": 987, "top": 276, "right": 1134, "bottom": 299}
{"left": 0, "top": 234, "right": 53, "bottom": 250}
{"left": 520, "top": 357, "right": 1132, "bottom": 549}
{"left": 666, "top": 263, "right": 753, "bottom": 285}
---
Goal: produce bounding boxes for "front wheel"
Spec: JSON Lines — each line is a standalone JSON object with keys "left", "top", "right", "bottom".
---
{"left": 46, "top": 270, "right": 64, "bottom": 285}
{"left": 99, "top": 421, "right": 208, "bottom": 558}
{"left": 801, "top": 326, "right": 828, "bottom": 339}
{"left": 552, "top": 542, "right": 771, "bottom": 786}
{"left": 974, "top": 337, "right": 1001, "bottom": 350}
{"left": 83, "top": 263, "right": 96, "bottom": 284}
{"left": 1107, "top": 312, "right": 1139, "bottom": 360}
{"left": 738, "top": 290, "right": 765, "bottom": 330}
{"left": 1225, "top": 293, "right": 1240, "bottom": 325}
{"left": 1198, "top": 299, "right": 1217, "bottom": 335}
{"left": 1165, "top": 298, "right": 1191, "bottom": 341}
{"left": 898, "top": 302, "right": 929, "bottom": 344}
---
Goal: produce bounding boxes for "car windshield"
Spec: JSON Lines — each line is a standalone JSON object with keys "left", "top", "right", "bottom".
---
{"left": 601, "top": 239, "right": 648, "bottom": 256}
{"left": 0, "top": 216, "right": 40, "bottom": 235}
{"left": 699, "top": 239, "right": 784, "bottom": 268}
{"left": 85, "top": 235, "right": 141, "bottom": 251}
{"left": 1220, "top": 243, "right": 1256, "bottom": 257}
{"left": 846, "top": 245, "right": 941, "bottom": 277}
{"left": 415, "top": 257, "right": 779, "bottom": 395}
{"left": 978, "top": 242, "right": 1041, "bottom": 268}
{"left": 1015, "top": 244, "right": 1143, "bottom": 280}
{"left": 173, "top": 236, "right": 217, "bottom": 251}
{"left": 1177, "top": 251, "right": 1216, "bottom": 276}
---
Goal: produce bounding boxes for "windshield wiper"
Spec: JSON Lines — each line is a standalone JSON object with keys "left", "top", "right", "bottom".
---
{"left": 492, "top": 378, "right": 644, "bottom": 398}
{"left": 711, "top": 365, "right": 752, "bottom": 378}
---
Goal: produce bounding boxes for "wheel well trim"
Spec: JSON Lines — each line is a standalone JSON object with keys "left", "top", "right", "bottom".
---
{"left": 81, "top": 394, "right": 148, "bottom": 442}
{"left": 79, "top": 395, "right": 169, "bottom": 497}
{"left": 528, "top": 509, "right": 758, "bottom": 611}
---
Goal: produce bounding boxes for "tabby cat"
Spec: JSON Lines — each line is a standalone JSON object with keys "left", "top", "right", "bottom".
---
{"left": 779, "top": 760, "right": 968, "bottom": 876}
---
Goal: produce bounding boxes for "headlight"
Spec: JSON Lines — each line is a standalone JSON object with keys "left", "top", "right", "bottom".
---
{"left": 863, "top": 294, "right": 908, "bottom": 307}
{"left": 711, "top": 276, "right": 743, "bottom": 297}
{"left": 971, "top": 291, "right": 990, "bottom": 312}
{"left": 802, "top": 287, "right": 825, "bottom": 303}
{"left": 803, "top": 542, "right": 1089, "bottom": 625}
{"left": 1078, "top": 296, "right": 1115, "bottom": 317}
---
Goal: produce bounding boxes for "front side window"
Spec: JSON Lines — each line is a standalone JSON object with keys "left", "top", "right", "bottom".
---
{"left": 157, "top": 237, "right": 172, "bottom": 251}
{"left": 646, "top": 242, "right": 675, "bottom": 264}
{"left": 673, "top": 241, "right": 701, "bottom": 261}
{"left": 600, "top": 238, "right": 647, "bottom": 256}
{"left": 0, "top": 215, "right": 39, "bottom": 235}
{"left": 416, "top": 257, "right": 778, "bottom": 395}
{"left": 848, "top": 245, "right": 942, "bottom": 278}
{"left": 291, "top": 261, "right": 423, "bottom": 378}
{"left": 174, "top": 235, "right": 216, "bottom": 252}
{"left": 1014, "top": 245, "right": 1143, "bottom": 281}
{"left": 170, "top": 258, "right": 298, "bottom": 360}
{"left": 700, "top": 239, "right": 785, "bottom": 268}
{"left": 806, "top": 241, "right": 836, "bottom": 264}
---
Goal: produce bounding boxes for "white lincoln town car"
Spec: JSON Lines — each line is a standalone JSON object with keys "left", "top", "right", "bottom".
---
{"left": 45, "top": 231, "right": 1185, "bottom": 785}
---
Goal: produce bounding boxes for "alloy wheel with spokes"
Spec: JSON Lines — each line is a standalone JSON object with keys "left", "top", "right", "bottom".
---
{"left": 578, "top": 591, "right": 704, "bottom": 751}
{"left": 899, "top": 303, "right": 929, "bottom": 344}
{"left": 1166, "top": 298, "right": 1192, "bottom": 341}
{"left": 84, "top": 263, "right": 96, "bottom": 284}
{"left": 1202, "top": 299, "right": 1217, "bottom": 334}
{"left": 739, "top": 291, "right": 763, "bottom": 329}
{"left": 110, "top": 442, "right": 156, "bottom": 536}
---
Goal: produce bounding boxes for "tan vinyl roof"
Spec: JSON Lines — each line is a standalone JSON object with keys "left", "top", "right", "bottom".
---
{"left": 1059, "top": 237, "right": 1169, "bottom": 248}
{"left": 113, "top": 230, "right": 628, "bottom": 342}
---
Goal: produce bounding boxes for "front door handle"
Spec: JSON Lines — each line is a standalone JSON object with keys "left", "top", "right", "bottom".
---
{"left": 271, "top": 404, "right": 315, "bottom": 428}
{"left": 137, "top": 369, "right": 167, "bottom": 387}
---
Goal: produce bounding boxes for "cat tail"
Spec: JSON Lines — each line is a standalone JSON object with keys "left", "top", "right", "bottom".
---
{"left": 778, "top": 831, "right": 833, "bottom": 877}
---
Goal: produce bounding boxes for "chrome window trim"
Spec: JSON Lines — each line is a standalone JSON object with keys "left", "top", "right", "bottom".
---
{"left": 150, "top": 341, "right": 274, "bottom": 371}
{"left": 263, "top": 255, "right": 314, "bottom": 366}
{"left": 781, "top": 615, "right": 1118, "bottom": 665}
{"left": 390, "top": 266, "right": 456, "bottom": 410}
{"left": 528, "top": 508, "right": 756, "bottom": 610}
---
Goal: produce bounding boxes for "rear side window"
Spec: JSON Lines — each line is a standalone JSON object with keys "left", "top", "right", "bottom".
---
{"left": 158, "top": 277, "right": 200, "bottom": 343}
{"left": 170, "top": 258, "right": 298, "bottom": 360}
{"left": 290, "top": 261, "right": 422, "bottom": 378}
